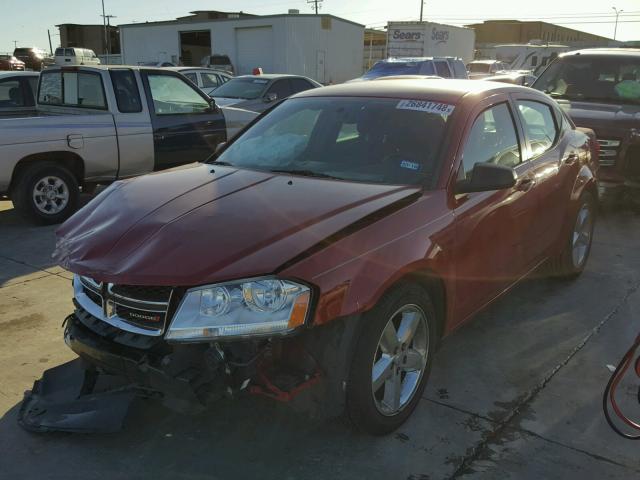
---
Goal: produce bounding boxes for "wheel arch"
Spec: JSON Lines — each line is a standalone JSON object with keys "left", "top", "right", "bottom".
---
{"left": 9, "top": 151, "right": 85, "bottom": 193}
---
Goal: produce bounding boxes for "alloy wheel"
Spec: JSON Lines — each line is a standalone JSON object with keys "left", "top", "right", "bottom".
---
{"left": 572, "top": 201, "right": 593, "bottom": 269}
{"left": 32, "top": 176, "right": 69, "bottom": 215}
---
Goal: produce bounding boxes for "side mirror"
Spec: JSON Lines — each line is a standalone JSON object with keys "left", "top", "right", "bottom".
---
{"left": 207, "top": 96, "right": 219, "bottom": 113}
{"left": 456, "top": 163, "right": 517, "bottom": 194}
{"left": 264, "top": 92, "right": 278, "bottom": 103}
{"left": 215, "top": 141, "right": 226, "bottom": 154}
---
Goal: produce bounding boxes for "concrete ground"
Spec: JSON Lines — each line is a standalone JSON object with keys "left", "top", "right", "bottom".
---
{"left": 0, "top": 198, "right": 639, "bottom": 479}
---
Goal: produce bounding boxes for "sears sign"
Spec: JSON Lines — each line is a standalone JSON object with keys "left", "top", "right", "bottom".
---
{"left": 432, "top": 28, "right": 449, "bottom": 45}
{"left": 391, "top": 30, "right": 423, "bottom": 42}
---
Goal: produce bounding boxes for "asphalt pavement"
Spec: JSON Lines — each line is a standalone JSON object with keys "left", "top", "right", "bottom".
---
{"left": 1, "top": 198, "right": 639, "bottom": 479}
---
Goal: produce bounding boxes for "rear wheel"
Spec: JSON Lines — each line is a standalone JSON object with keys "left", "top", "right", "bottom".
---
{"left": 547, "top": 191, "right": 595, "bottom": 278}
{"left": 346, "top": 283, "right": 438, "bottom": 435}
{"left": 12, "top": 162, "right": 79, "bottom": 225}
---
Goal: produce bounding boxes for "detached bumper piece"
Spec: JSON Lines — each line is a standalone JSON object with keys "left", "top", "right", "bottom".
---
{"left": 18, "top": 360, "right": 135, "bottom": 433}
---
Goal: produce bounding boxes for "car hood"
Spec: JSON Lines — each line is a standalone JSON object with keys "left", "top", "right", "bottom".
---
{"left": 54, "top": 164, "right": 420, "bottom": 286}
{"left": 557, "top": 99, "right": 640, "bottom": 136}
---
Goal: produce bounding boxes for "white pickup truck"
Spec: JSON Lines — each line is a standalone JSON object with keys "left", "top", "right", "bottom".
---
{"left": 0, "top": 65, "right": 257, "bottom": 224}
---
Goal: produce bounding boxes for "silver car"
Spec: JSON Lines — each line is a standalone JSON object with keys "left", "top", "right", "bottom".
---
{"left": 170, "top": 67, "right": 232, "bottom": 96}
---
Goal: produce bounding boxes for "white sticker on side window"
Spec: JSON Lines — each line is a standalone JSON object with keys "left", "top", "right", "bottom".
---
{"left": 396, "top": 99, "right": 455, "bottom": 116}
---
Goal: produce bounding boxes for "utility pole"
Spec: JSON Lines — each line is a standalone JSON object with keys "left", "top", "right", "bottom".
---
{"left": 307, "top": 0, "right": 322, "bottom": 15}
{"left": 420, "top": 1, "right": 424, "bottom": 22}
{"left": 12, "top": 40, "right": 18, "bottom": 49}
{"left": 612, "top": 7, "right": 623, "bottom": 41}
{"left": 101, "top": 14, "right": 116, "bottom": 63}
{"left": 47, "top": 29, "right": 53, "bottom": 55}
{"left": 101, "top": 0, "right": 108, "bottom": 59}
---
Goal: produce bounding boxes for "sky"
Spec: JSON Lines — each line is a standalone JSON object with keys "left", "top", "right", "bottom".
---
{"left": 2, "top": 0, "right": 639, "bottom": 53}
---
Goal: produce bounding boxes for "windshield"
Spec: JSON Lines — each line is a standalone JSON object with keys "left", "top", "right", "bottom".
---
{"left": 363, "top": 61, "right": 435, "bottom": 79}
{"left": 214, "top": 96, "right": 453, "bottom": 187}
{"left": 212, "top": 77, "right": 269, "bottom": 99}
{"left": 533, "top": 55, "right": 640, "bottom": 105}
{"left": 468, "top": 63, "right": 491, "bottom": 73}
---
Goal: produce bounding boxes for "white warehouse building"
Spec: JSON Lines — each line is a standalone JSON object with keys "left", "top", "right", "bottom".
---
{"left": 119, "top": 11, "right": 364, "bottom": 84}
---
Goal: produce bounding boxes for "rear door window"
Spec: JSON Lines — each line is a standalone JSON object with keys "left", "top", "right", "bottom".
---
{"left": 289, "top": 78, "right": 315, "bottom": 94}
{"left": 418, "top": 61, "right": 436, "bottom": 75}
{"left": 110, "top": 69, "right": 142, "bottom": 113}
{"left": 201, "top": 72, "right": 220, "bottom": 88}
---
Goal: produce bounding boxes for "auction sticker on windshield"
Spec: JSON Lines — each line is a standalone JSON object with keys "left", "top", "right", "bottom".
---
{"left": 396, "top": 99, "right": 455, "bottom": 115}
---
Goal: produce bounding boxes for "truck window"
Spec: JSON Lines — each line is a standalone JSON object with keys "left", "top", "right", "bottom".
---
{"left": 147, "top": 74, "right": 210, "bottom": 115}
{"left": 450, "top": 60, "right": 467, "bottom": 78}
{"left": 38, "top": 71, "right": 107, "bottom": 109}
{"left": 0, "top": 79, "right": 24, "bottom": 107}
{"left": 434, "top": 61, "right": 452, "bottom": 78}
{"left": 418, "top": 62, "right": 436, "bottom": 75}
{"left": 110, "top": 69, "right": 142, "bottom": 113}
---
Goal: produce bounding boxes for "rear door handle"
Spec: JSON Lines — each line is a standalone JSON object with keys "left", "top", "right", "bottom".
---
{"left": 516, "top": 178, "right": 536, "bottom": 192}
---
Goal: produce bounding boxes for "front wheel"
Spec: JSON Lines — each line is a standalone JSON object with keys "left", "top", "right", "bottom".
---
{"left": 12, "top": 162, "right": 79, "bottom": 225}
{"left": 346, "top": 283, "right": 439, "bottom": 435}
{"left": 547, "top": 191, "right": 596, "bottom": 278}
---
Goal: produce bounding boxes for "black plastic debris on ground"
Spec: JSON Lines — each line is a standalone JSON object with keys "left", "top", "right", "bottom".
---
{"left": 18, "top": 359, "right": 135, "bottom": 433}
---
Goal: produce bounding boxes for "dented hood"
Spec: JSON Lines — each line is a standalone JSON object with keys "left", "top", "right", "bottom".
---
{"left": 55, "top": 163, "right": 420, "bottom": 286}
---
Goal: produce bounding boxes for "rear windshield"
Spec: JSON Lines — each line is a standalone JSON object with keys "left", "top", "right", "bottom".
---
{"left": 363, "top": 61, "right": 436, "bottom": 79}
{"left": 534, "top": 55, "right": 640, "bottom": 104}
{"left": 38, "top": 70, "right": 107, "bottom": 109}
{"left": 214, "top": 96, "right": 454, "bottom": 187}
{"left": 212, "top": 77, "right": 269, "bottom": 99}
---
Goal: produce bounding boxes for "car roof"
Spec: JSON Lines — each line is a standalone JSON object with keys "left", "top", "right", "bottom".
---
{"left": 469, "top": 59, "right": 503, "bottom": 64}
{"left": 0, "top": 71, "right": 39, "bottom": 79}
{"left": 295, "top": 78, "right": 533, "bottom": 104}
{"left": 234, "top": 74, "right": 305, "bottom": 80}
{"left": 559, "top": 48, "right": 640, "bottom": 58}
{"left": 381, "top": 57, "right": 461, "bottom": 63}
{"left": 166, "top": 67, "right": 230, "bottom": 74}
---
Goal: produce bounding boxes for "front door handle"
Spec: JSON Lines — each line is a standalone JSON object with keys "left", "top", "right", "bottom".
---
{"left": 516, "top": 178, "right": 536, "bottom": 192}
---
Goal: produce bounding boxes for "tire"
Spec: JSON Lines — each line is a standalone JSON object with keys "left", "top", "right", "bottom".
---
{"left": 12, "top": 162, "right": 79, "bottom": 225}
{"left": 346, "top": 283, "right": 439, "bottom": 435}
{"left": 547, "top": 191, "right": 596, "bottom": 279}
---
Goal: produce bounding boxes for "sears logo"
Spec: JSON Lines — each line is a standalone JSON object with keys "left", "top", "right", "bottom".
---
{"left": 392, "top": 30, "right": 422, "bottom": 41}
{"left": 432, "top": 28, "right": 449, "bottom": 44}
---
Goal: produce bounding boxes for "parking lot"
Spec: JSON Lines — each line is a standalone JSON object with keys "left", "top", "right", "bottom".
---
{"left": 0, "top": 197, "right": 638, "bottom": 479}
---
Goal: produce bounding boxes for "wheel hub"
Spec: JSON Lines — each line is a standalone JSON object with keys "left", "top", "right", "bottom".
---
{"left": 371, "top": 304, "right": 429, "bottom": 416}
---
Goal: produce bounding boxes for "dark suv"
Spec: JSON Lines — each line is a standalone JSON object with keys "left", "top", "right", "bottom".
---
{"left": 13, "top": 47, "right": 53, "bottom": 71}
{"left": 533, "top": 48, "right": 640, "bottom": 199}
{"left": 359, "top": 57, "right": 468, "bottom": 81}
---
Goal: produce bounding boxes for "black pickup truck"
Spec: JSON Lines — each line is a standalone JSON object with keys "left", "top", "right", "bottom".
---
{"left": 533, "top": 48, "right": 640, "bottom": 202}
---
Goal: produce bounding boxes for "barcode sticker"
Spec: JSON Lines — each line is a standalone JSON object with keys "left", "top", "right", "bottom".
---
{"left": 396, "top": 100, "right": 455, "bottom": 115}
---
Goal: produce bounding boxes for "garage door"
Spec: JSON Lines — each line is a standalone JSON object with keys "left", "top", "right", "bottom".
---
{"left": 236, "top": 26, "right": 274, "bottom": 75}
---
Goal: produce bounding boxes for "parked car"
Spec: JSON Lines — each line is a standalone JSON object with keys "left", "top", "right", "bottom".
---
{"left": 484, "top": 71, "right": 537, "bottom": 86}
{"left": 20, "top": 79, "right": 598, "bottom": 436}
{"left": 0, "top": 71, "right": 38, "bottom": 113}
{"left": 533, "top": 48, "right": 640, "bottom": 200}
{"left": 170, "top": 67, "right": 232, "bottom": 96}
{"left": 0, "top": 65, "right": 257, "bottom": 224}
{"left": 357, "top": 57, "right": 468, "bottom": 81}
{"left": 54, "top": 47, "right": 101, "bottom": 66}
{"left": 137, "top": 61, "right": 176, "bottom": 67}
{"left": 467, "top": 60, "right": 510, "bottom": 79}
{"left": 211, "top": 74, "right": 321, "bottom": 113}
{"left": 13, "top": 47, "right": 53, "bottom": 71}
{"left": 200, "top": 54, "right": 234, "bottom": 75}
{"left": 0, "top": 54, "right": 25, "bottom": 71}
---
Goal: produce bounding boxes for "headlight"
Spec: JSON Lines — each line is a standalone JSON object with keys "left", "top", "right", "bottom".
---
{"left": 166, "top": 278, "right": 311, "bottom": 342}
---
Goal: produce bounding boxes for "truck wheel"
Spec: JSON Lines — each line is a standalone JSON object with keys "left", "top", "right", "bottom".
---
{"left": 547, "top": 191, "right": 595, "bottom": 278}
{"left": 346, "top": 283, "right": 438, "bottom": 435}
{"left": 12, "top": 162, "right": 79, "bottom": 225}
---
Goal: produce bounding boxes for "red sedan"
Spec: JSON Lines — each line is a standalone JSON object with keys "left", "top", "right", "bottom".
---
{"left": 23, "top": 79, "right": 598, "bottom": 435}
{"left": 0, "top": 54, "right": 25, "bottom": 71}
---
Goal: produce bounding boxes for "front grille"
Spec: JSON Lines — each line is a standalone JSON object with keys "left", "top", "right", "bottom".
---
{"left": 597, "top": 138, "right": 621, "bottom": 167}
{"left": 75, "top": 276, "right": 173, "bottom": 336}
{"left": 110, "top": 284, "right": 172, "bottom": 303}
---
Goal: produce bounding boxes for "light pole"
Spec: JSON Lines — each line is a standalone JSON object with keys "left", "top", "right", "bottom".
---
{"left": 612, "top": 7, "right": 623, "bottom": 41}
{"left": 420, "top": 1, "right": 424, "bottom": 22}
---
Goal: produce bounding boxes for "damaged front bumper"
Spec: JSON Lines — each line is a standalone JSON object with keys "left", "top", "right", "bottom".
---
{"left": 18, "top": 310, "right": 331, "bottom": 433}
